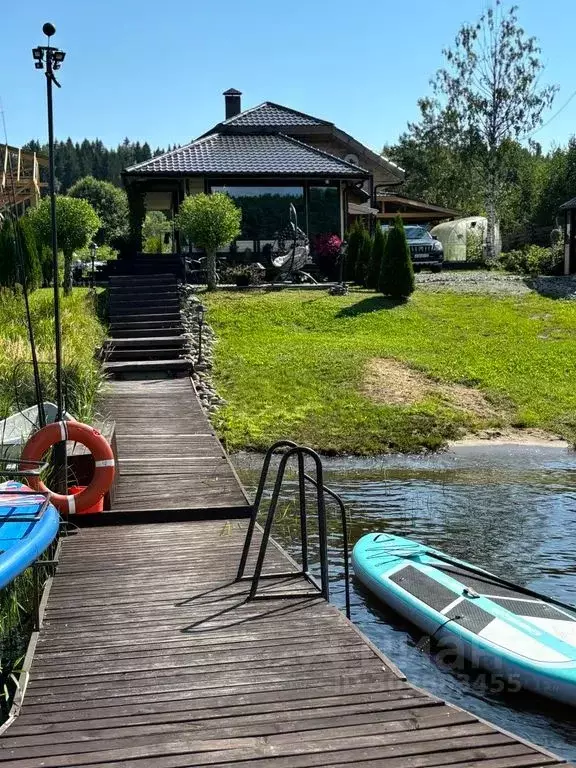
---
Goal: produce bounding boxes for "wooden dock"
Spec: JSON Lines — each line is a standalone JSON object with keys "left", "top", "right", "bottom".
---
{"left": 102, "top": 378, "right": 251, "bottom": 518}
{"left": 0, "top": 364, "right": 570, "bottom": 765}
{"left": 0, "top": 520, "right": 568, "bottom": 768}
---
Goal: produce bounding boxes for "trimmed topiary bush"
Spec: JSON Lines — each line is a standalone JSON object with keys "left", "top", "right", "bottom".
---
{"left": 175, "top": 193, "right": 241, "bottom": 291}
{"left": 27, "top": 196, "right": 100, "bottom": 295}
{"left": 378, "top": 215, "right": 415, "bottom": 299}
{"left": 68, "top": 176, "right": 128, "bottom": 246}
{"left": 366, "top": 225, "right": 387, "bottom": 289}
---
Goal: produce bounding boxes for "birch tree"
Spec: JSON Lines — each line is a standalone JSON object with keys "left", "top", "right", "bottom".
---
{"left": 419, "top": 2, "right": 557, "bottom": 260}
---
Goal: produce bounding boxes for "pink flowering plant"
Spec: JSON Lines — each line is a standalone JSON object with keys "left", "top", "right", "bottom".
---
{"left": 313, "top": 233, "right": 342, "bottom": 280}
{"left": 314, "top": 233, "right": 342, "bottom": 257}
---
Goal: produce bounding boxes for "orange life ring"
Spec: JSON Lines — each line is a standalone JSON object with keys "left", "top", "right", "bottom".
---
{"left": 21, "top": 421, "right": 115, "bottom": 514}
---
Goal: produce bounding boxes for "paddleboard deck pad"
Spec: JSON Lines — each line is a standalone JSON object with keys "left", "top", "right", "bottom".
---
{"left": 352, "top": 532, "right": 576, "bottom": 706}
{"left": 0, "top": 481, "right": 60, "bottom": 589}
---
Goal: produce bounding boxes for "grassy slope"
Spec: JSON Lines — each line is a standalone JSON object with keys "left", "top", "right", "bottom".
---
{"left": 0, "top": 288, "right": 105, "bottom": 421}
{"left": 205, "top": 290, "right": 576, "bottom": 454}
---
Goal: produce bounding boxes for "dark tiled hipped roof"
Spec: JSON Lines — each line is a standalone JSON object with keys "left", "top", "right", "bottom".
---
{"left": 222, "top": 102, "right": 329, "bottom": 128}
{"left": 125, "top": 133, "right": 368, "bottom": 177}
{"left": 560, "top": 196, "right": 576, "bottom": 210}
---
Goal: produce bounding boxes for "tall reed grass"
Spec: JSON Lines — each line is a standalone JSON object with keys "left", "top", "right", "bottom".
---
{"left": 0, "top": 287, "right": 106, "bottom": 421}
{"left": 0, "top": 288, "right": 104, "bottom": 719}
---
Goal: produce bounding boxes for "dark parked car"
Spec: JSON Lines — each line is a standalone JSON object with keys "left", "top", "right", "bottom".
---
{"left": 382, "top": 225, "right": 444, "bottom": 272}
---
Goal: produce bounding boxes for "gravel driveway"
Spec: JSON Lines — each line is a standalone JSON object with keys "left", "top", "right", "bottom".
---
{"left": 416, "top": 270, "right": 576, "bottom": 299}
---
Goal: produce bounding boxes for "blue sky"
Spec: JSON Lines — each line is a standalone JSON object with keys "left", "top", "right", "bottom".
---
{"left": 2, "top": 0, "right": 575, "bottom": 153}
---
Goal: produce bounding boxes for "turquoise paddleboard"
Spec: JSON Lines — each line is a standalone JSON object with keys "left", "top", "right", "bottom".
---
{"left": 352, "top": 532, "right": 576, "bottom": 706}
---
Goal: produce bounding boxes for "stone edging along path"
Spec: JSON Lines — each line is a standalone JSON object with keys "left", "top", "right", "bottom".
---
{"left": 181, "top": 285, "right": 227, "bottom": 416}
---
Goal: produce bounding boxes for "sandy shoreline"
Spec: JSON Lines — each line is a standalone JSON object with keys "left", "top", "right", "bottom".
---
{"left": 451, "top": 430, "right": 571, "bottom": 449}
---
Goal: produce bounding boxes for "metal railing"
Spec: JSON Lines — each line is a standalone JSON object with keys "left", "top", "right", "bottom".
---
{"left": 237, "top": 441, "right": 351, "bottom": 619}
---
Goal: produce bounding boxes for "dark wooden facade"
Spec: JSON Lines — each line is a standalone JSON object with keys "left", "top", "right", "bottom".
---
{"left": 560, "top": 197, "right": 576, "bottom": 274}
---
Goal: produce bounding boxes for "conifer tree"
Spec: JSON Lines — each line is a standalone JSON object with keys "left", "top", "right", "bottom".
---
{"left": 367, "top": 225, "right": 387, "bottom": 289}
{"left": 345, "top": 220, "right": 364, "bottom": 282}
{"left": 378, "top": 215, "right": 415, "bottom": 299}
{"left": 355, "top": 229, "right": 373, "bottom": 286}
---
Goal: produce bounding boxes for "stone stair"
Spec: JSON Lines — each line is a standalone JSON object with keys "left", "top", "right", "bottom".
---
{"left": 102, "top": 274, "right": 192, "bottom": 378}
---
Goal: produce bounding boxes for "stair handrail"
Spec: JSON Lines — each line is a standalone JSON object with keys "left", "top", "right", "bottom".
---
{"left": 238, "top": 442, "right": 351, "bottom": 619}
{"left": 236, "top": 440, "right": 298, "bottom": 581}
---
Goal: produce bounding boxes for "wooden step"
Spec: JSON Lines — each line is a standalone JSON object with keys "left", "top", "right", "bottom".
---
{"left": 110, "top": 318, "right": 184, "bottom": 331}
{"left": 109, "top": 294, "right": 179, "bottom": 304}
{"left": 109, "top": 311, "right": 181, "bottom": 323}
{"left": 109, "top": 301, "right": 180, "bottom": 313}
{"left": 108, "top": 283, "right": 179, "bottom": 291}
{"left": 103, "top": 359, "right": 192, "bottom": 374}
{"left": 117, "top": 266, "right": 182, "bottom": 276}
{"left": 108, "top": 288, "right": 179, "bottom": 298}
{"left": 110, "top": 327, "right": 184, "bottom": 338}
{"left": 109, "top": 304, "right": 180, "bottom": 317}
{"left": 109, "top": 274, "right": 176, "bottom": 285}
{"left": 104, "top": 348, "right": 188, "bottom": 361}
{"left": 103, "top": 336, "right": 188, "bottom": 348}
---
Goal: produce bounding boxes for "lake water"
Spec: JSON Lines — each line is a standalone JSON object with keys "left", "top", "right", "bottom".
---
{"left": 233, "top": 444, "right": 576, "bottom": 762}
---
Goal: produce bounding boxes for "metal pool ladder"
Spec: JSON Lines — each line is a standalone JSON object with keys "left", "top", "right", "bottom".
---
{"left": 237, "top": 441, "right": 351, "bottom": 619}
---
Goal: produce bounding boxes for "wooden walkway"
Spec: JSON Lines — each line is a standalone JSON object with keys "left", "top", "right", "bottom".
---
{"left": 0, "top": 341, "right": 570, "bottom": 766}
{"left": 102, "top": 378, "right": 251, "bottom": 518}
{"left": 0, "top": 520, "right": 567, "bottom": 768}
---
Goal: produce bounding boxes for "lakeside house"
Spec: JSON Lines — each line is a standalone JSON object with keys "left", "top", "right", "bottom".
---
{"left": 122, "top": 90, "right": 404, "bottom": 257}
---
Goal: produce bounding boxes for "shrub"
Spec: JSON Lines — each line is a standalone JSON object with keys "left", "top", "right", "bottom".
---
{"left": 378, "top": 215, "right": 415, "bottom": 299}
{"left": 0, "top": 221, "right": 18, "bottom": 288}
{"left": 366, "top": 226, "right": 387, "bottom": 289}
{"left": 142, "top": 211, "right": 170, "bottom": 253}
{"left": 75, "top": 243, "right": 118, "bottom": 263}
{"left": 345, "top": 220, "right": 364, "bottom": 281}
{"left": 0, "top": 218, "right": 42, "bottom": 290}
{"left": 355, "top": 229, "right": 373, "bottom": 286}
{"left": 220, "top": 264, "right": 263, "bottom": 286}
{"left": 465, "top": 226, "right": 484, "bottom": 262}
{"left": 499, "top": 245, "right": 564, "bottom": 276}
{"left": 144, "top": 235, "right": 164, "bottom": 254}
{"left": 313, "top": 233, "right": 342, "bottom": 280}
{"left": 175, "top": 193, "right": 241, "bottom": 290}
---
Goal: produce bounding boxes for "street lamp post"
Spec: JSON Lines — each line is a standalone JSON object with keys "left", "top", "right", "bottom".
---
{"left": 33, "top": 23, "right": 67, "bottom": 492}
{"left": 32, "top": 23, "right": 66, "bottom": 422}
{"left": 196, "top": 304, "right": 205, "bottom": 365}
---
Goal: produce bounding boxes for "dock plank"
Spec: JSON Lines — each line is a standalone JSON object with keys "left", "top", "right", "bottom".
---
{"left": 0, "top": 521, "right": 568, "bottom": 768}
{"left": 99, "top": 377, "right": 250, "bottom": 516}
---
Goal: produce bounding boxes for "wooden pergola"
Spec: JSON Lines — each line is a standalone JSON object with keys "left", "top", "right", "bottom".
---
{"left": 0, "top": 144, "right": 48, "bottom": 219}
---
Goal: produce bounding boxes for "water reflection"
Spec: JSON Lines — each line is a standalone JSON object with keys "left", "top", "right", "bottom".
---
{"left": 233, "top": 444, "right": 576, "bottom": 761}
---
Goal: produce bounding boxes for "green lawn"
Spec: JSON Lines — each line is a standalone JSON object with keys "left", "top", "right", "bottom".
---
{"left": 204, "top": 289, "right": 576, "bottom": 454}
{"left": 0, "top": 288, "right": 106, "bottom": 421}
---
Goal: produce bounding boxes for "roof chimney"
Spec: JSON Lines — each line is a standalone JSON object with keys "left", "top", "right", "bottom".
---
{"left": 223, "top": 88, "right": 242, "bottom": 120}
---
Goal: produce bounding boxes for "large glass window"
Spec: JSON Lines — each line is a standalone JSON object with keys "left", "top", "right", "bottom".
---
{"left": 211, "top": 185, "right": 304, "bottom": 240}
{"left": 308, "top": 186, "right": 340, "bottom": 238}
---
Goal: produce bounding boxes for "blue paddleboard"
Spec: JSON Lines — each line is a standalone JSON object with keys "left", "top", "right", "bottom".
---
{"left": 0, "top": 481, "right": 60, "bottom": 589}
{"left": 352, "top": 532, "right": 576, "bottom": 706}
